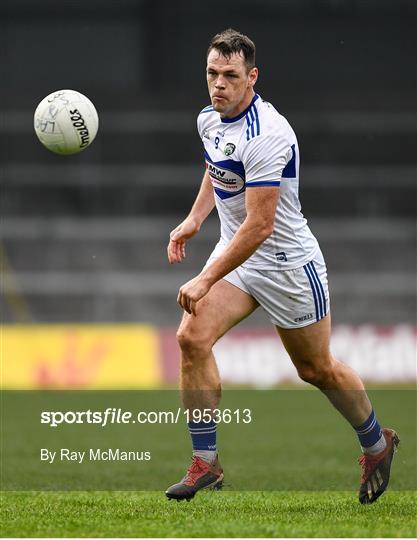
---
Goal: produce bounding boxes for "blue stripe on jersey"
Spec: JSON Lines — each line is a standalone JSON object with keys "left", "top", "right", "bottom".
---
{"left": 245, "top": 113, "right": 252, "bottom": 140}
{"left": 204, "top": 150, "right": 246, "bottom": 179}
{"left": 214, "top": 187, "right": 243, "bottom": 200}
{"left": 246, "top": 181, "right": 280, "bottom": 187}
{"left": 200, "top": 105, "right": 214, "bottom": 114}
{"left": 249, "top": 109, "right": 255, "bottom": 138}
{"left": 282, "top": 144, "right": 296, "bottom": 178}
{"left": 253, "top": 103, "right": 260, "bottom": 136}
{"left": 303, "top": 263, "right": 320, "bottom": 321}
{"left": 245, "top": 104, "right": 261, "bottom": 141}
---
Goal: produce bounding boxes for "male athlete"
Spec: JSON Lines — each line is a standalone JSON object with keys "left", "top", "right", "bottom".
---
{"left": 165, "top": 29, "right": 398, "bottom": 504}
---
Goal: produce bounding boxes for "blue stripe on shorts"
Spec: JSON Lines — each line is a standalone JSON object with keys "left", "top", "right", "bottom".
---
{"left": 303, "top": 261, "right": 326, "bottom": 321}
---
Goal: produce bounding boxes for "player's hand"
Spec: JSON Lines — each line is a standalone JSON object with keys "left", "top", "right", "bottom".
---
{"left": 177, "top": 274, "right": 211, "bottom": 315}
{"left": 167, "top": 217, "right": 200, "bottom": 264}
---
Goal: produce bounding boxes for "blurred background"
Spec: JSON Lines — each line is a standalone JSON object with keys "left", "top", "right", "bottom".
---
{"left": 1, "top": 0, "right": 416, "bottom": 387}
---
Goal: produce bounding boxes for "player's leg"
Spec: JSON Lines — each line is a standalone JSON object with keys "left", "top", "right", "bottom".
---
{"left": 166, "top": 278, "right": 259, "bottom": 500}
{"left": 178, "top": 277, "right": 258, "bottom": 406}
{"left": 243, "top": 251, "right": 399, "bottom": 503}
{"left": 277, "top": 313, "right": 371, "bottom": 425}
{"left": 276, "top": 314, "right": 399, "bottom": 504}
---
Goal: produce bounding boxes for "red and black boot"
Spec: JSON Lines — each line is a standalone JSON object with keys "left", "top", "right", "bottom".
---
{"left": 165, "top": 455, "right": 224, "bottom": 501}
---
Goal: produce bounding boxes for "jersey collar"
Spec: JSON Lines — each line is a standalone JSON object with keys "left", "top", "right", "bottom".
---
{"left": 220, "top": 94, "right": 259, "bottom": 123}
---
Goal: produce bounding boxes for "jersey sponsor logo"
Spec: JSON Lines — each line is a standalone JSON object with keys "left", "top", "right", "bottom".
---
{"left": 202, "top": 128, "right": 210, "bottom": 140}
{"left": 206, "top": 161, "right": 245, "bottom": 193}
{"left": 209, "top": 164, "right": 226, "bottom": 178}
{"left": 224, "top": 142, "right": 236, "bottom": 156}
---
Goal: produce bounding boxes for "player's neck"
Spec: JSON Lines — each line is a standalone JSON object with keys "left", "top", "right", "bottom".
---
{"left": 221, "top": 90, "right": 256, "bottom": 120}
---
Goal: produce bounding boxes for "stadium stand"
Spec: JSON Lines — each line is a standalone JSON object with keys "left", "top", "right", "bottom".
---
{"left": 1, "top": 0, "right": 415, "bottom": 326}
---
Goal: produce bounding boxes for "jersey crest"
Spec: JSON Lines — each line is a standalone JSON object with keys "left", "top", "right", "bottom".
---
{"left": 223, "top": 143, "right": 236, "bottom": 156}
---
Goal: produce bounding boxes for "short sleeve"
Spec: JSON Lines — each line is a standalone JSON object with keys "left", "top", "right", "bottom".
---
{"left": 197, "top": 105, "right": 213, "bottom": 140}
{"left": 197, "top": 114, "right": 203, "bottom": 140}
{"left": 241, "top": 134, "right": 292, "bottom": 187}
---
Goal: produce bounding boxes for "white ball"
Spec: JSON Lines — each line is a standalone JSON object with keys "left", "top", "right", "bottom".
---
{"left": 34, "top": 89, "right": 99, "bottom": 155}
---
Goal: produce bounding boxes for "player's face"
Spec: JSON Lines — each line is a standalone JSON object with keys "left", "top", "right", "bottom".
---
{"left": 206, "top": 50, "right": 258, "bottom": 118}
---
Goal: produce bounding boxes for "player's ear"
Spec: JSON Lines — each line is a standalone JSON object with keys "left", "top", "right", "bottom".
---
{"left": 248, "top": 67, "right": 258, "bottom": 87}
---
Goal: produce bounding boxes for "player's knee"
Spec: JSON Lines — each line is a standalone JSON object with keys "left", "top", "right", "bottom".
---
{"left": 176, "top": 328, "right": 212, "bottom": 359}
{"left": 296, "top": 361, "right": 333, "bottom": 387}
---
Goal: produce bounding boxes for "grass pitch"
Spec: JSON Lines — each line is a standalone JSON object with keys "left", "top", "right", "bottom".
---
{"left": 1, "top": 490, "right": 416, "bottom": 537}
{"left": 1, "top": 387, "right": 416, "bottom": 536}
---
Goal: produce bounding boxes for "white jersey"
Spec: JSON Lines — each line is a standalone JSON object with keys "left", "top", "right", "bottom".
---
{"left": 197, "top": 94, "right": 319, "bottom": 270}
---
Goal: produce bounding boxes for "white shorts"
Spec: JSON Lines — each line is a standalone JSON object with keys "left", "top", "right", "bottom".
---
{"left": 204, "top": 249, "right": 330, "bottom": 329}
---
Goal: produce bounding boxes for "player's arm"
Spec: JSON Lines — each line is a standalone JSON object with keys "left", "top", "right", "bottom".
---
{"left": 167, "top": 169, "right": 215, "bottom": 264}
{"left": 202, "top": 185, "right": 279, "bottom": 280}
{"left": 178, "top": 185, "right": 279, "bottom": 314}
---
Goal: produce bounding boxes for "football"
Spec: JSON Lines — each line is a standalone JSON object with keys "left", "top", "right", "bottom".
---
{"left": 34, "top": 89, "right": 99, "bottom": 155}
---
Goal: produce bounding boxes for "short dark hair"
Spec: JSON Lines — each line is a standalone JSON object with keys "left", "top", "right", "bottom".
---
{"left": 207, "top": 28, "right": 256, "bottom": 70}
